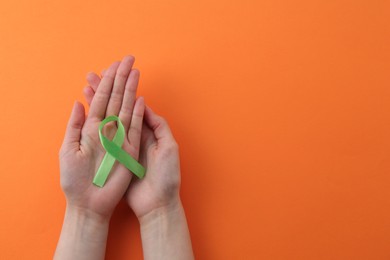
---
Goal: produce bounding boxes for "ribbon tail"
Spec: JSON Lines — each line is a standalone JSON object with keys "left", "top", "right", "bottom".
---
{"left": 93, "top": 152, "right": 116, "bottom": 187}
{"left": 102, "top": 139, "right": 146, "bottom": 179}
{"left": 113, "top": 148, "right": 145, "bottom": 178}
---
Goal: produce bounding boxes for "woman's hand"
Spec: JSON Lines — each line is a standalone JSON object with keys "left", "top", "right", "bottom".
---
{"left": 55, "top": 56, "right": 145, "bottom": 260}
{"left": 59, "top": 56, "right": 144, "bottom": 219}
{"left": 84, "top": 70, "right": 181, "bottom": 219}
{"left": 84, "top": 71, "right": 194, "bottom": 260}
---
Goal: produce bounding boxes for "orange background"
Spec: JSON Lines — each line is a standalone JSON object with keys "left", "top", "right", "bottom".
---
{"left": 0, "top": 0, "right": 389, "bottom": 259}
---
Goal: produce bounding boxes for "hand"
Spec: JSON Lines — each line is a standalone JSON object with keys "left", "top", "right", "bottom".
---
{"left": 85, "top": 68, "right": 194, "bottom": 260}
{"left": 60, "top": 55, "right": 144, "bottom": 219}
{"left": 84, "top": 72, "right": 181, "bottom": 220}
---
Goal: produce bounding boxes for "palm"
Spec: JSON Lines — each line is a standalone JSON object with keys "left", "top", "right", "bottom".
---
{"left": 125, "top": 119, "right": 181, "bottom": 219}
{"left": 60, "top": 118, "right": 135, "bottom": 217}
{"left": 83, "top": 67, "right": 181, "bottom": 219}
{"left": 126, "top": 144, "right": 160, "bottom": 218}
{"left": 60, "top": 57, "right": 144, "bottom": 218}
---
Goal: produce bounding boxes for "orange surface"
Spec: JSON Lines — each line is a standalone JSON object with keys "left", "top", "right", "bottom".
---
{"left": 0, "top": 0, "right": 389, "bottom": 259}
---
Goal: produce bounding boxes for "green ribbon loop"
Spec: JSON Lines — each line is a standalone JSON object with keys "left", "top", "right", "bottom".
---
{"left": 93, "top": 115, "right": 145, "bottom": 187}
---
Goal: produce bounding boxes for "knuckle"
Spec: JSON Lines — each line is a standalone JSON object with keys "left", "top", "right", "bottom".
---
{"left": 130, "top": 125, "right": 142, "bottom": 136}
{"left": 109, "top": 90, "right": 123, "bottom": 102}
{"left": 132, "top": 111, "right": 143, "bottom": 120}
{"left": 103, "top": 71, "right": 116, "bottom": 80}
{"left": 116, "top": 69, "right": 129, "bottom": 79}
{"left": 158, "top": 115, "right": 166, "bottom": 123}
{"left": 95, "top": 90, "right": 110, "bottom": 100}
{"left": 120, "top": 108, "right": 132, "bottom": 118}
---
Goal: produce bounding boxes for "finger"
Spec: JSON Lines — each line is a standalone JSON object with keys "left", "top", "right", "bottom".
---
{"left": 88, "top": 61, "right": 120, "bottom": 120}
{"left": 83, "top": 86, "right": 94, "bottom": 106}
{"left": 128, "top": 97, "right": 145, "bottom": 157}
{"left": 86, "top": 72, "right": 101, "bottom": 92}
{"left": 101, "top": 69, "right": 106, "bottom": 78}
{"left": 144, "top": 105, "right": 176, "bottom": 145}
{"left": 84, "top": 72, "right": 100, "bottom": 106}
{"left": 106, "top": 55, "right": 135, "bottom": 117}
{"left": 139, "top": 121, "right": 156, "bottom": 162}
{"left": 119, "top": 69, "right": 140, "bottom": 132}
{"left": 62, "top": 101, "right": 85, "bottom": 152}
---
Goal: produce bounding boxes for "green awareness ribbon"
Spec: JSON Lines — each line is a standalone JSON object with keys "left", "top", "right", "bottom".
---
{"left": 93, "top": 115, "right": 145, "bottom": 187}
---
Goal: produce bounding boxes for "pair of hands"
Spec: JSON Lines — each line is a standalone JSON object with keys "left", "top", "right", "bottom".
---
{"left": 59, "top": 55, "right": 180, "bottom": 222}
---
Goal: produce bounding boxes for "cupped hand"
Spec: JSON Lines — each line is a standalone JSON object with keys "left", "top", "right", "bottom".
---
{"left": 60, "top": 56, "right": 144, "bottom": 219}
{"left": 84, "top": 71, "right": 182, "bottom": 220}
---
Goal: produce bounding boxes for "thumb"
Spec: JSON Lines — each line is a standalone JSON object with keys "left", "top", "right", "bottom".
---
{"left": 62, "top": 101, "right": 85, "bottom": 151}
{"left": 144, "top": 105, "right": 176, "bottom": 147}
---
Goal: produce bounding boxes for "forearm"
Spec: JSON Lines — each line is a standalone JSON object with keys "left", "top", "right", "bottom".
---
{"left": 139, "top": 200, "right": 194, "bottom": 260}
{"left": 54, "top": 204, "right": 110, "bottom": 260}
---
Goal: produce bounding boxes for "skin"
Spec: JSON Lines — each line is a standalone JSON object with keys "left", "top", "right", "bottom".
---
{"left": 55, "top": 55, "right": 194, "bottom": 260}
{"left": 55, "top": 56, "right": 144, "bottom": 260}
{"left": 84, "top": 69, "right": 194, "bottom": 260}
{"left": 84, "top": 71, "right": 181, "bottom": 219}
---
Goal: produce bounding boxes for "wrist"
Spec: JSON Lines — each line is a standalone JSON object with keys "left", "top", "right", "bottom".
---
{"left": 54, "top": 205, "right": 110, "bottom": 260}
{"left": 138, "top": 197, "right": 182, "bottom": 227}
{"left": 65, "top": 203, "right": 111, "bottom": 226}
{"left": 62, "top": 204, "right": 110, "bottom": 247}
{"left": 138, "top": 199, "right": 194, "bottom": 260}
